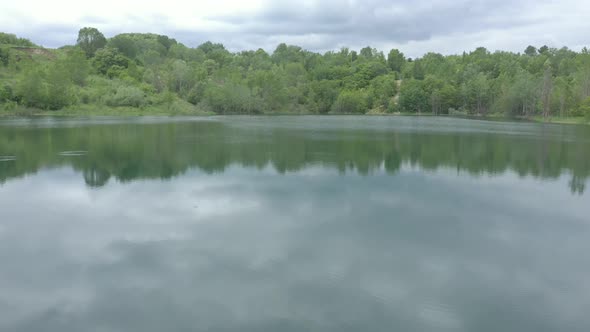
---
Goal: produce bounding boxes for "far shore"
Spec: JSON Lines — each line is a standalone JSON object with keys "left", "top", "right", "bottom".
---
{"left": 1, "top": 105, "right": 588, "bottom": 126}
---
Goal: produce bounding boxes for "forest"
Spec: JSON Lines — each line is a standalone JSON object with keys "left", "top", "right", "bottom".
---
{"left": 1, "top": 28, "right": 590, "bottom": 120}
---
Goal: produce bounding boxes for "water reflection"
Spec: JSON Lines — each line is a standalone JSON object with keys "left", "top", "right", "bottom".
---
{"left": 0, "top": 166, "right": 589, "bottom": 332}
{"left": 1, "top": 117, "right": 590, "bottom": 331}
{"left": 0, "top": 116, "right": 588, "bottom": 194}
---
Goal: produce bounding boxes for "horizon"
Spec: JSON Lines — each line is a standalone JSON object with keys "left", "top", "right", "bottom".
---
{"left": 0, "top": 28, "right": 585, "bottom": 59}
{"left": 2, "top": 0, "right": 589, "bottom": 58}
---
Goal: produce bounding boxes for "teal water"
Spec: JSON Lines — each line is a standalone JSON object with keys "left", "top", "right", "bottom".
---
{"left": 0, "top": 116, "right": 589, "bottom": 331}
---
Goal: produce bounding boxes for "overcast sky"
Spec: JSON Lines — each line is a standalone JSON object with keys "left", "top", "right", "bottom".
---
{"left": 1, "top": 0, "right": 589, "bottom": 57}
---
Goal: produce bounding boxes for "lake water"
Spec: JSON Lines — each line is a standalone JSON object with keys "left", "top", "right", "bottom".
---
{"left": 1, "top": 116, "right": 589, "bottom": 332}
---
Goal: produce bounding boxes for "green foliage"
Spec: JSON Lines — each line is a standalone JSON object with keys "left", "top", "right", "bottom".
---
{"left": 104, "top": 86, "right": 146, "bottom": 107}
{"left": 16, "top": 67, "right": 47, "bottom": 108}
{"left": 387, "top": 49, "right": 405, "bottom": 72}
{"left": 412, "top": 60, "right": 425, "bottom": 80}
{"left": 578, "top": 97, "right": 590, "bottom": 120}
{"left": 461, "top": 72, "right": 491, "bottom": 114}
{"left": 45, "top": 61, "right": 75, "bottom": 110}
{"left": 77, "top": 27, "right": 107, "bottom": 57}
{"left": 0, "top": 32, "right": 36, "bottom": 47}
{"left": 2, "top": 100, "right": 17, "bottom": 111}
{"left": 2, "top": 30, "right": 590, "bottom": 119}
{"left": 201, "top": 82, "right": 261, "bottom": 114}
{"left": 369, "top": 74, "right": 397, "bottom": 110}
{"left": 348, "top": 62, "right": 389, "bottom": 89}
{"left": 0, "top": 84, "right": 12, "bottom": 102}
{"left": 62, "top": 48, "right": 90, "bottom": 85}
{"left": 524, "top": 45, "right": 537, "bottom": 56}
{"left": 108, "top": 34, "right": 138, "bottom": 58}
{"left": 332, "top": 90, "right": 369, "bottom": 114}
{"left": 399, "top": 80, "right": 429, "bottom": 113}
{"left": 93, "top": 47, "right": 130, "bottom": 75}
{"left": 0, "top": 46, "right": 9, "bottom": 66}
{"left": 310, "top": 80, "right": 340, "bottom": 114}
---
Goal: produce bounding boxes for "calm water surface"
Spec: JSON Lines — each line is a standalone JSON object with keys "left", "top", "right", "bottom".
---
{"left": 1, "top": 116, "right": 589, "bottom": 332}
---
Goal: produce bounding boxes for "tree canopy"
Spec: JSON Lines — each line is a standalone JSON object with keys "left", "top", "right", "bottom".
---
{"left": 77, "top": 27, "right": 107, "bottom": 57}
{"left": 0, "top": 28, "right": 589, "bottom": 120}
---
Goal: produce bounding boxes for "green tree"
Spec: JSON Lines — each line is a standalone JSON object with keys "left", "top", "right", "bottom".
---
{"left": 63, "top": 48, "right": 90, "bottom": 86}
{"left": 524, "top": 45, "right": 537, "bottom": 56}
{"left": 0, "top": 32, "right": 36, "bottom": 46}
{"left": 77, "top": 27, "right": 107, "bottom": 57}
{"left": 577, "top": 97, "right": 590, "bottom": 120}
{"left": 0, "top": 46, "right": 9, "bottom": 66}
{"left": 108, "top": 34, "right": 138, "bottom": 58}
{"left": 309, "top": 80, "right": 340, "bottom": 114}
{"left": 387, "top": 49, "right": 405, "bottom": 72}
{"left": 93, "top": 47, "right": 130, "bottom": 75}
{"left": 360, "top": 46, "right": 374, "bottom": 58}
{"left": 16, "top": 67, "right": 47, "bottom": 108}
{"left": 412, "top": 60, "right": 425, "bottom": 80}
{"left": 553, "top": 77, "right": 572, "bottom": 117}
{"left": 45, "top": 62, "right": 74, "bottom": 110}
{"left": 462, "top": 72, "right": 490, "bottom": 114}
{"left": 538, "top": 45, "right": 549, "bottom": 55}
{"left": 399, "top": 80, "right": 429, "bottom": 113}
{"left": 369, "top": 74, "right": 397, "bottom": 110}
{"left": 332, "top": 90, "right": 368, "bottom": 114}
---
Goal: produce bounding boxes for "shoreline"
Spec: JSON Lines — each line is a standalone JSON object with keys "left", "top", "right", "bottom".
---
{"left": 1, "top": 106, "right": 588, "bottom": 125}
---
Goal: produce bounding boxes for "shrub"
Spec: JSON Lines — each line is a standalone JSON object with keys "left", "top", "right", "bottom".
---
{"left": 200, "top": 83, "right": 263, "bottom": 114}
{"left": 331, "top": 90, "right": 369, "bottom": 114}
{"left": 0, "top": 84, "right": 13, "bottom": 102}
{"left": 578, "top": 97, "right": 590, "bottom": 121}
{"left": 104, "top": 86, "right": 146, "bottom": 107}
{"left": 2, "top": 100, "right": 17, "bottom": 111}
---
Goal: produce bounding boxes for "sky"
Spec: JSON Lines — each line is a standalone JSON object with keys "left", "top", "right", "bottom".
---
{"left": 1, "top": 0, "right": 590, "bottom": 57}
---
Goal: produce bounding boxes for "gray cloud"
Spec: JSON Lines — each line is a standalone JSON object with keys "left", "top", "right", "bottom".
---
{"left": 214, "top": 0, "right": 536, "bottom": 41}
{"left": 1, "top": 0, "right": 589, "bottom": 63}
{"left": 1, "top": 163, "right": 590, "bottom": 331}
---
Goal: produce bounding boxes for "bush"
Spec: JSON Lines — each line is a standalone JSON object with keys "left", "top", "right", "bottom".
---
{"left": 200, "top": 83, "right": 262, "bottom": 114}
{"left": 331, "top": 90, "right": 369, "bottom": 114}
{"left": 2, "top": 100, "right": 17, "bottom": 111}
{"left": 369, "top": 74, "right": 397, "bottom": 109}
{"left": 0, "top": 84, "right": 13, "bottom": 102}
{"left": 398, "top": 79, "right": 429, "bottom": 113}
{"left": 0, "top": 47, "right": 10, "bottom": 66}
{"left": 104, "top": 86, "right": 146, "bottom": 107}
{"left": 16, "top": 68, "right": 47, "bottom": 108}
{"left": 578, "top": 97, "right": 590, "bottom": 120}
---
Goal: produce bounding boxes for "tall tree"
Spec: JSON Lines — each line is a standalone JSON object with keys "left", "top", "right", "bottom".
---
{"left": 77, "top": 27, "right": 107, "bottom": 57}
{"left": 538, "top": 45, "right": 549, "bottom": 54}
{"left": 553, "top": 77, "right": 571, "bottom": 117}
{"left": 387, "top": 49, "right": 405, "bottom": 72}
{"left": 540, "top": 61, "right": 553, "bottom": 118}
{"left": 524, "top": 45, "right": 537, "bottom": 56}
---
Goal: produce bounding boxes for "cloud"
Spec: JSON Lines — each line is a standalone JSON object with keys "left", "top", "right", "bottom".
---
{"left": 1, "top": 165, "right": 590, "bottom": 331}
{"left": 1, "top": 0, "right": 590, "bottom": 62}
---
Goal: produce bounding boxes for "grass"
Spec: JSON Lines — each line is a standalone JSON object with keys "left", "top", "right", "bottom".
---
{"left": 530, "top": 115, "right": 589, "bottom": 125}
{"left": 1, "top": 104, "right": 589, "bottom": 126}
{"left": 0, "top": 101, "right": 214, "bottom": 117}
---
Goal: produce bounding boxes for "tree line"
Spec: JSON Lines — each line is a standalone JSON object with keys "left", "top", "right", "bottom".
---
{"left": 1, "top": 28, "right": 590, "bottom": 119}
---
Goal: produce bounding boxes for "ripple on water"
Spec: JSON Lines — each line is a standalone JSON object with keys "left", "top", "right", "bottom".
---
{"left": 417, "top": 300, "right": 462, "bottom": 330}
{"left": 58, "top": 151, "right": 88, "bottom": 157}
{"left": 0, "top": 156, "right": 16, "bottom": 162}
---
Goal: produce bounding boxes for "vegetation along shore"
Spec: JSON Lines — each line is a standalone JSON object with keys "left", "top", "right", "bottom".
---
{"left": 1, "top": 29, "right": 590, "bottom": 123}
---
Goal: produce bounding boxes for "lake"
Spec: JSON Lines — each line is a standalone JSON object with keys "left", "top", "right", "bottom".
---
{"left": 1, "top": 116, "right": 589, "bottom": 332}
